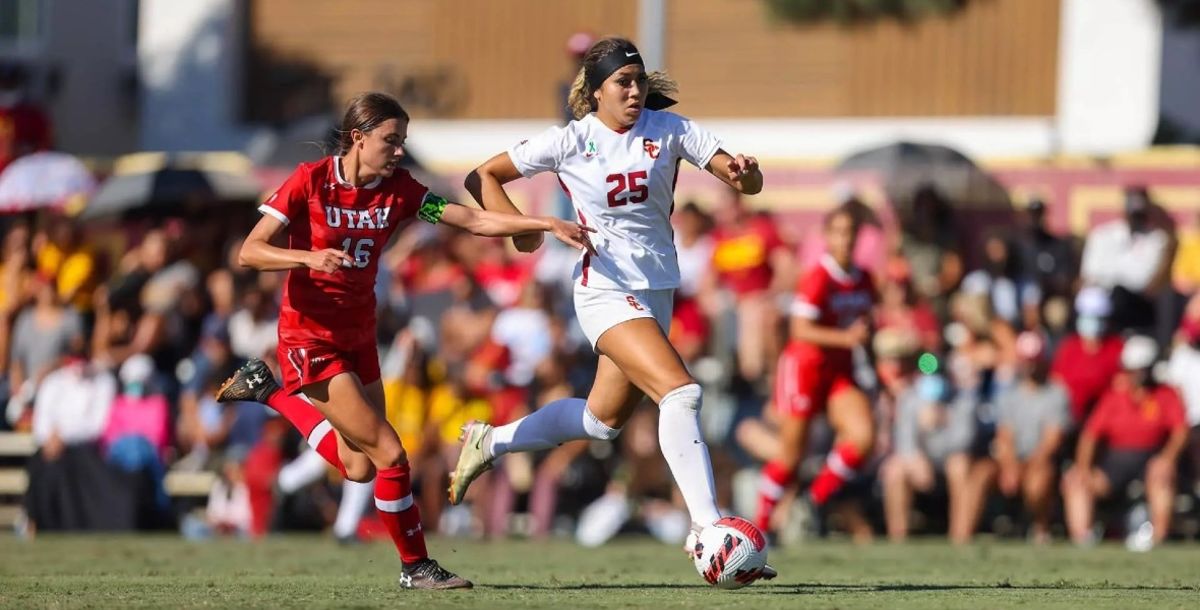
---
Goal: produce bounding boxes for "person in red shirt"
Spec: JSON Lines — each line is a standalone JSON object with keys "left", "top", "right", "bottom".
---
{"left": 709, "top": 191, "right": 793, "bottom": 382}
{"left": 0, "top": 62, "right": 52, "bottom": 175}
{"left": 1061, "top": 335, "right": 1189, "bottom": 547}
{"left": 1051, "top": 286, "right": 1125, "bottom": 423}
{"left": 754, "top": 205, "right": 877, "bottom": 533}
{"left": 214, "top": 92, "right": 592, "bottom": 589}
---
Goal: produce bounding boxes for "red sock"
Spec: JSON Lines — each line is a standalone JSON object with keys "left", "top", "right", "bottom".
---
{"left": 809, "top": 443, "right": 865, "bottom": 506}
{"left": 374, "top": 464, "right": 429, "bottom": 565}
{"left": 754, "top": 460, "right": 794, "bottom": 532}
{"left": 267, "top": 389, "right": 346, "bottom": 477}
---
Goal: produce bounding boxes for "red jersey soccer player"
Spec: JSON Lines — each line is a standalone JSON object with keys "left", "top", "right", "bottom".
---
{"left": 215, "top": 92, "right": 593, "bottom": 590}
{"left": 755, "top": 205, "right": 878, "bottom": 533}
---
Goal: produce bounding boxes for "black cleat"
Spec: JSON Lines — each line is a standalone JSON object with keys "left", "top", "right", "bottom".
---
{"left": 399, "top": 559, "right": 473, "bottom": 590}
{"left": 760, "top": 564, "right": 778, "bottom": 580}
{"left": 215, "top": 358, "right": 280, "bottom": 404}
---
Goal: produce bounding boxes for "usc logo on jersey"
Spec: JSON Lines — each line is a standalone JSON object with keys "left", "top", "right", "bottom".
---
{"left": 643, "top": 138, "right": 660, "bottom": 159}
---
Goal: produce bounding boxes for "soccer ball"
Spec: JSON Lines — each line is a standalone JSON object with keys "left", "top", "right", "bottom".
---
{"left": 689, "top": 516, "right": 768, "bottom": 589}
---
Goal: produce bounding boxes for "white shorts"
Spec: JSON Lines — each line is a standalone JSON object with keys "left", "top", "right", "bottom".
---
{"left": 574, "top": 283, "right": 674, "bottom": 351}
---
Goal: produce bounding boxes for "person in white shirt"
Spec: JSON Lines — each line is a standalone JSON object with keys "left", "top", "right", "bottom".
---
{"left": 449, "top": 37, "right": 769, "bottom": 577}
{"left": 1080, "top": 187, "right": 1172, "bottom": 340}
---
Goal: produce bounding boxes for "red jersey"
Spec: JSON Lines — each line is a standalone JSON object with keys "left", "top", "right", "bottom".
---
{"left": 787, "top": 255, "right": 876, "bottom": 368}
{"left": 1050, "top": 334, "right": 1124, "bottom": 422}
{"left": 710, "top": 214, "right": 785, "bottom": 296}
{"left": 1085, "top": 383, "right": 1186, "bottom": 451}
{"left": 260, "top": 157, "right": 435, "bottom": 345}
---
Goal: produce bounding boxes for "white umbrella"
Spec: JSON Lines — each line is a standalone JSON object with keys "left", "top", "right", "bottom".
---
{"left": 0, "top": 151, "right": 96, "bottom": 214}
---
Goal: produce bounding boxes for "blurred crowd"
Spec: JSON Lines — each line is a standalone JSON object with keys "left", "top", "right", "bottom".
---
{"left": 5, "top": 174, "right": 1200, "bottom": 551}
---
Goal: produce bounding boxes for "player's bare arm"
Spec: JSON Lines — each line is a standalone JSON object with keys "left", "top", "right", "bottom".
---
{"left": 438, "top": 203, "right": 596, "bottom": 254}
{"left": 789, "top": 315, "right": 869, "bottom": 351}
{"left": 464, "top": 153, "right": 544, "bottom": 253}
{"left": 238, "top": 214, "right": 353, "bottom": 273}
{"left": 706, "top": 149, "right": 762, "bottom": 194}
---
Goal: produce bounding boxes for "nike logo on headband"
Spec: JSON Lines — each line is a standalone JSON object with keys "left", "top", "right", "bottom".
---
{"left": 625, "top": 51, "right": 638, "bottom": 57}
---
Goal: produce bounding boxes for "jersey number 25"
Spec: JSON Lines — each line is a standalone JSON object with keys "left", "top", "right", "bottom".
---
{"left": 606, "top": 171, "right": 649, "bottom": 208}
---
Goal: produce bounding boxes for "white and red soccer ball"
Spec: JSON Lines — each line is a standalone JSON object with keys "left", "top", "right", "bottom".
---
{"left": 689, "top": 516, "right": 769, "bottom": 589}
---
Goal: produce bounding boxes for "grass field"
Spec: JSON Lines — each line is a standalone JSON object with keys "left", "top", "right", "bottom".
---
{"left": 1, "top": 535, "right": 1198, "bottom": 609}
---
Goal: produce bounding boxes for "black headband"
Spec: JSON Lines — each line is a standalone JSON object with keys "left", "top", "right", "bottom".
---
{"left": 585, "top": 40, "right": 677, "bottom": 111}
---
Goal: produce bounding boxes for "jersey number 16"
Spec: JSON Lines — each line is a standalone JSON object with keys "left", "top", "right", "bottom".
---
{"left": 606, "top": 171, "right": 649, "bottom": 208}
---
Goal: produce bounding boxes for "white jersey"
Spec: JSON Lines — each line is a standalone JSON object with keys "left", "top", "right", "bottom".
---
{"left": 508, "top": 109, "right": 721, "bottom": 291}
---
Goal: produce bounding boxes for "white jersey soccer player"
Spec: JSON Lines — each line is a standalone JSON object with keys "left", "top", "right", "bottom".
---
{"left": 507, "top": 108, "right": 720, "bottom": 345}
{"left": 450, "top": 36, "right": 775, "bottom": 584}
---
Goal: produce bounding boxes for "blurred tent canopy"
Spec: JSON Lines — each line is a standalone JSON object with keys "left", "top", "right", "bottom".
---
{"left": 837, "top": 140, "right": 1012, "bottom": 215}
{"left": 0, "top": 151, "right": 96, "bottom": 215}
{"left": 80, "top": 152, "right": 261, "bottom": 221}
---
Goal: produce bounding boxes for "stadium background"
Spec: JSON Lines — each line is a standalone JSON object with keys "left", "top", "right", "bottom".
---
{"left": 3, "top": 1, "right": 1200, "bottom": 607}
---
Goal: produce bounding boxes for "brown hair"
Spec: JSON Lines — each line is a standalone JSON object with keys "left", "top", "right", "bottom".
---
{"left": 824, "top": 202, "right": 863, "bottom": 235}
{"left": 566, "top": 37, "right": 678, "bottom": 120}
{"left": 336, "top": 92, "right": 410, "bottom": 155}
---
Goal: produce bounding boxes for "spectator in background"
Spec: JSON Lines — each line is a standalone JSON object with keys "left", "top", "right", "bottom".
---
{"left": 0, "top": 221, "right": 31, "bottom": 425}
{"left": 1061, "top": 336, "right": 1189, "bottom": 549}
{"left": 672, "top": 202, "right": 714, "bottom": 363}
{"left": 6, "top": 273, "right": 84, "bottom": 428}
{"left": 24, "top": 352, "right": 119, "bottom": 532}
{"left": 1051, "top": 287, "right": 1124, "bottom": 424}
{"left": 879, "top": 373, "right": 976, "bottom": 542}
{"left": 1171, "top": 210, "right": 1200, "bottom": 295}
{"left": 0, "top": 61, "right": 52, "bottom": 175}
{"left": 874, "top": 257, "right": 941, "bottom": 353}
{"left": 33, "top": 216, "right": 95, "bottom": 314}
{"left": 228, "top": 283, "right": 278, "bottom": 362}
{"left": 966, "top": 332, "right": 1068, "bottom": 544}
{"left": 1080, "top": 187, "right": 1172, "bottom": 342}
{"left": 960, "top": 231, "right": 1041, "bottom": 330}
{"left": 101, "top": 354, "right": 172, "bottom": 529}
{"left": 899, "top": 185, "right": 963, "bottom": 320}
{"left": 710, "top": 190, "right": 794, "bottom": 384}
{"left": 1164, "top": 294, "right": 1200, "bottom": 494}
{"left": 1012, "top": 198, "right": 1075, "bottom": 304}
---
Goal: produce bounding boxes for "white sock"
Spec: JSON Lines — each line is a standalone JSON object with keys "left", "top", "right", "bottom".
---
{"left": 658, "top": 383, "right": 721, "bottom": 526}
{"left": 276, "top": 449, "right": 331, "bottom": 494}
{"left": 486, "top": 397, "right": 620, "bottom": 459}
{"left": 332, "top": 479, "right": 374, "bottom": 538}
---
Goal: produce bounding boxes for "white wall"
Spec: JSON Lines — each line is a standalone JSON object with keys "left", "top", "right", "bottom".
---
{"left": 139, "top": 0, "right": 252, "bottom": 151}
{"left": 1056, "top": 0, "right": 1163, "bottom": 154}
{"left": 406, "top": 117, "right": 1058, "bottom": 171}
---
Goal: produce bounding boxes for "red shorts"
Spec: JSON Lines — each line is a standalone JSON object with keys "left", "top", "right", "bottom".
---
{"left": 277, "top": 337, "right": 381, "bottom": 395}
{"left": 773, "top": 347, "right": 857, "bottom": 420}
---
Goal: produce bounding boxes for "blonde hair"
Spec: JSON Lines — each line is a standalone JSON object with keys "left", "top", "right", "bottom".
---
{"left": 566, "top": 38, "right": 679, "bottom": 120}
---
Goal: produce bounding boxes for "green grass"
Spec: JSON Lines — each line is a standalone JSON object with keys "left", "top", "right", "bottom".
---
{"left": 1, "top": 535, "right": 1198, "bottom": 609}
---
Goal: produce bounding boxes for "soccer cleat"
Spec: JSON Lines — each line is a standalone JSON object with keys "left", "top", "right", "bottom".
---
{"left": 399, "top": 558, "right": 473, "bottom": 590}
{"left": 759, "top": 564, "right": 778, "bottom": 581}
{"left": 447, "top": 421, "right": 494, "bottom": 506}
{"left": 215, "top": 358, "right": 280, "bottom": 404}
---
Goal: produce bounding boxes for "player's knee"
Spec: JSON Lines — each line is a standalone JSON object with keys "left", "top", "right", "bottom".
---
{"left": 371, "top": 442, "right": 408, "bottom": 469}
{"left": 1146, "top": 461, "right": 1174, "bottom": 486}
{"left": 345, "top": 462, "right": 376, "bottom": 483}
{"left": 658, "top": 382, "right": 702, "bottom": 413}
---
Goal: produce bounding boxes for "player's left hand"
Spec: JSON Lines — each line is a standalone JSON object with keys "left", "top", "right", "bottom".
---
{"left": 725, "top": 154, "right": 759, "bottom": 182}
{"left": 547, "top": 219, "right": 597, "bottom": 255}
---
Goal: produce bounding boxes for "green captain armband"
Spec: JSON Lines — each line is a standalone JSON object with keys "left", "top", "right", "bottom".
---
{"left": 417, "top": 192, "right": 449, "bottom": 224}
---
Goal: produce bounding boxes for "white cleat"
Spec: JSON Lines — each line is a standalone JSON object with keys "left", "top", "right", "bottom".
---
{"left": 448, "top": 421, "right": 494, "bottom": 506}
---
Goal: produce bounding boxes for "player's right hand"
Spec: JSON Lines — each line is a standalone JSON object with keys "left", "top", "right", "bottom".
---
{"left": 547, "top": 218, "right": 597, "bottom": 255}
{"left": 513, "top": 232, "right": 544, "bottom": 253}
{"left": 305, "top": 248, "right": 354, "bottom": 273}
